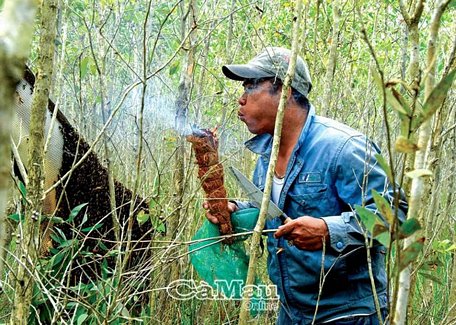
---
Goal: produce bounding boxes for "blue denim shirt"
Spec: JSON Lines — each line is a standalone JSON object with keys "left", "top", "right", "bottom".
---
{"left": 238, "top": 106, "right": 407, "bottom": 324}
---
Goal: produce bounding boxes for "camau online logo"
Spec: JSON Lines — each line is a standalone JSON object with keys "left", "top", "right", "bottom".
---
{"left": 166, "top": 279, "right": 279, "bottom": 301}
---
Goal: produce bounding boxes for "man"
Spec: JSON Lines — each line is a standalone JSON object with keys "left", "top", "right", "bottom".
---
{"left": 205, "top": 47, "right": 407, "bottom": 324}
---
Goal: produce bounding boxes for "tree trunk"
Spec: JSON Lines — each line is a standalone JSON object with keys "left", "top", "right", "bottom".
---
{"left": 10, "top": 0, "right": 58, "bottom": 323}
{"left": 321, "top": 0, "right": 340, "bottom": 117}
{"left": 394, "top": 1, "right": 453, "bottom": 324}
{"left": 393, "top": 1, "right": 424, "bottom": 323}
{"left": 422, "top": 0, "right": 452, "bottom": 236}
{"left": 238, "top": 0, "right": 304, "bottom": 323}
{"left": 0, "top": 0, "right": 39, "bottom": 286}
{"left": 418, "top": 1, "right": 453, "bottom": 320}
{"left": 154, "top": 1, "right": 197, "bottom": 322}
{"left": 311, "top": 0, "right": 322, "bottom": 79}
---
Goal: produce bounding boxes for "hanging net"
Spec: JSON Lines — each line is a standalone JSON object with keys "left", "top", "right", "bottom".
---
{"left": 189, "top": 208, "right": 272, "bottom": 316}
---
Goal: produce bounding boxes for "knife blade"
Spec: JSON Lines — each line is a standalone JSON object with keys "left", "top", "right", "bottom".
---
{"left": 229, "top": 166, "right": 291, "bottom": 224}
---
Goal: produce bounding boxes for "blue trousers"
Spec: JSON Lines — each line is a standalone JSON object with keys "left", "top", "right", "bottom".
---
{"left": 277, "top": 308, "right": 389, "bottom": 325}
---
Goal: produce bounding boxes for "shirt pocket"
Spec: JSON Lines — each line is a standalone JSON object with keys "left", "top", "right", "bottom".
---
{"left": 288, "top": 183, "right": 328, "bottom": 216}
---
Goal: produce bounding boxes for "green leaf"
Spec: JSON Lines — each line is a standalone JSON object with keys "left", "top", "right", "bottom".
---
{"left": 73, "top": 0, "right": 86, "bottom": 12}
{"left": 53, "top": 227, "right": 67, "bottom": 243}
{"left": 151, "top": 215, "right": 166, "bottom": 234}
{"left": 370, "top": 65, "right": 383, "bottom": 91}
{"left": 355, "top": 205, "right": 379, "bottom": 233}
{"left": 391, "top": 88, "right": 411, "bottom": 115}
{"left": 100, "top": 242, "right": 110, "bottom": 252}
{"left": 386, "top": 88, "right": 408, "bottom": 115}
{"left": 418, "top": 271, "right": 443, "bottom": 285}
{"left": 375, "top": 231, "right": 390, "bottom": 248}
{"left": 432, "top": 239, "right": 450, "bottom": 251}
{"left": 101, "top": 258, "right": 110, "bottom": 279}
{"left": 375, "top": 154, "right": 393, "bottom": 184}
{"left": 149, "top": 197, "right": 158, "bottom": 210}
{"left": 432, "top": 239, "right": 456, "bottom": 253}
{"left": 120, "top": 304, "right": 130, "bottom": 318}
{"left": 81, "top": 211, "right": 88, "bottom": 226}
{"left": 355, "top": 205, "right": 388, "bottom": 242}
{"left": 77, "top": 313, "right": 88, "bottom": 325}
{"left": 58, "top": 239, "right": 78, "bottom": 249}
{"left": 399, "top": 218, "right": 421, "bottom": 238}
{"left": 67, "top": 203, "right": 88, "bottom": 222}
{"left": 405, "top": 169, "right": 433, "bottom": 179}
{"left": 398, "top": 237, "right": 425, "bottom": 272}
{"left": 169, "top": 60, "right": 180, "bottom": 76}
{"left": 136, "top": 211, "right": 149, "bottom": 225}
{"left": 19, "top": 181, "right": 27, "bottom": 199}
{"left": 157, "top": 223, "right": 166, "bottom": 233}
{"left": 445, "top": 244, "right": 456, "bottom": 252}
{"left": 412, "top": 69, "right": 456, "bottom": 130}
{"left": 400, "top": 118, "right": 411, "bottom": 138}
{"left": 8, "top": 213, "right": 24, "bottom": 223}
{"left": 90, "top": 62, "right": 97, "bottom": 75}
{"left": 51, "top": 251, "right": 66, "bottom": 268}
{"left": 50, "top": 233, "right": 63, "bottom": 245}
{"left": 50, "top": 228, "right": 68, "bottom": 245}
{"left": 48, "top": 216, "right": 64, "bottom": 224}
{"left": 372, "top": 190, "right": 395, "bottom": 225}
{"left": 80, "top": 57, "right": 89, "bottom": 78}
{"left": 81, "top": 223, "right": 103, "bottom": 233}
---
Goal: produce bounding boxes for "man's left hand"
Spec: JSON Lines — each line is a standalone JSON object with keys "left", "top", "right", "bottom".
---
{"left": 274, "top": 216, "right": 329, "bottom": 251}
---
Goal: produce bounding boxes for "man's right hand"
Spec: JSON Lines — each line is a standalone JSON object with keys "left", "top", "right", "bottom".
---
{"left": 202, "top": 201, "right": 238, "bottom": 224}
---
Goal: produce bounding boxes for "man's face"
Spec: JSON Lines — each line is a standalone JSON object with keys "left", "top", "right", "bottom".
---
{"left": 237, "top": 78, "right": 281, "bottom": 135}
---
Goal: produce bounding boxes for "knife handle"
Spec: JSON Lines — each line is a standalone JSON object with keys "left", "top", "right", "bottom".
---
{"left": 279, "top": 214, "right": 292, "bottom": 224}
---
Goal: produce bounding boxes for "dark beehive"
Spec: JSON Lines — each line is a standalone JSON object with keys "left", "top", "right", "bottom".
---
{"left": 21, "top": 68, "right": 154, "bottom": 282}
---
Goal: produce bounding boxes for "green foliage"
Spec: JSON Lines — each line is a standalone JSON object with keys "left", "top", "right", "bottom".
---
{"left": 398, "top": 218, "right": 421, "bottom": 238}
{"left": 433, "top": 239, "right": 456, "bottom": 253}
{"left": 24, "top": 207, "right": 148, "bottom": 324}
{"left": 398, "top": 238, "right": 425, "bottom": 272}
{"left": 375, "top": 153, "right": 393, "bottom": 184}
{"left": 18, "top": 181, "right": 27, "bottom": 201}
{"left": 354, "top": 205, "right": 389, "bottom": 247}
{"left": 79, "top": 56, "right": 90, "bottom": 78}
{"left": 136, "top": 210, "right": 149, "bottom": 225}
{"left": 412, "top": 69, "right": 456, "bottom": 130}
{"left": 8, "top": 212, "right": 24, "bottom": 223}
{"left": 168, "top": 60, "right": 180, "bottom": 76}
{"left": 81, "top": 222, "right": 103, "bottom": 233}
{"left": 150, "top": 215, "right": 166, "bottom": 233}
{"left": 418, "top": 270, "right": 443, "bottom": 285}
{"left": 67, "top": 203, "right": 88, "bottom": 223}
{"left": 356, "top": 194, "right": 424, "bottom": 271}
{"left": 371, "top": 189, "right": 395, "bottom": 225}
{"left": 386, "top": 86, "right": 410, "bottom": 116}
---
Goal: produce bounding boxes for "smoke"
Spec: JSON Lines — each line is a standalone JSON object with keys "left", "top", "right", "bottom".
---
{"left": 95, "top": 77, "right": 244, "bottom": 164}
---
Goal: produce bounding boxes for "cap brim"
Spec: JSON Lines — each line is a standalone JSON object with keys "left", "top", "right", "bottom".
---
{"left": 222, "top": 64, "right": 273, "bottom": 81}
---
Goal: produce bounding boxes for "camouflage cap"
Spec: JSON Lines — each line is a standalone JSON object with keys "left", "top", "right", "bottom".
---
{"left": 222, "top": 47, "right": 312, "bottom": 97}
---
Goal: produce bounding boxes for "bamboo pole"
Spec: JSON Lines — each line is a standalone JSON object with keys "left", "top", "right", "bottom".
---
{"left": 393, "top": 1, "right": 453, "bottom": 324}
{"left": 0, "top": 0, "right": 39, "bottom": 287}
{"left": 10, "top": 0, "right": 58, "bottom": 323}
{"left": 238, "top": 0, "right": 304, "bottom": 323}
